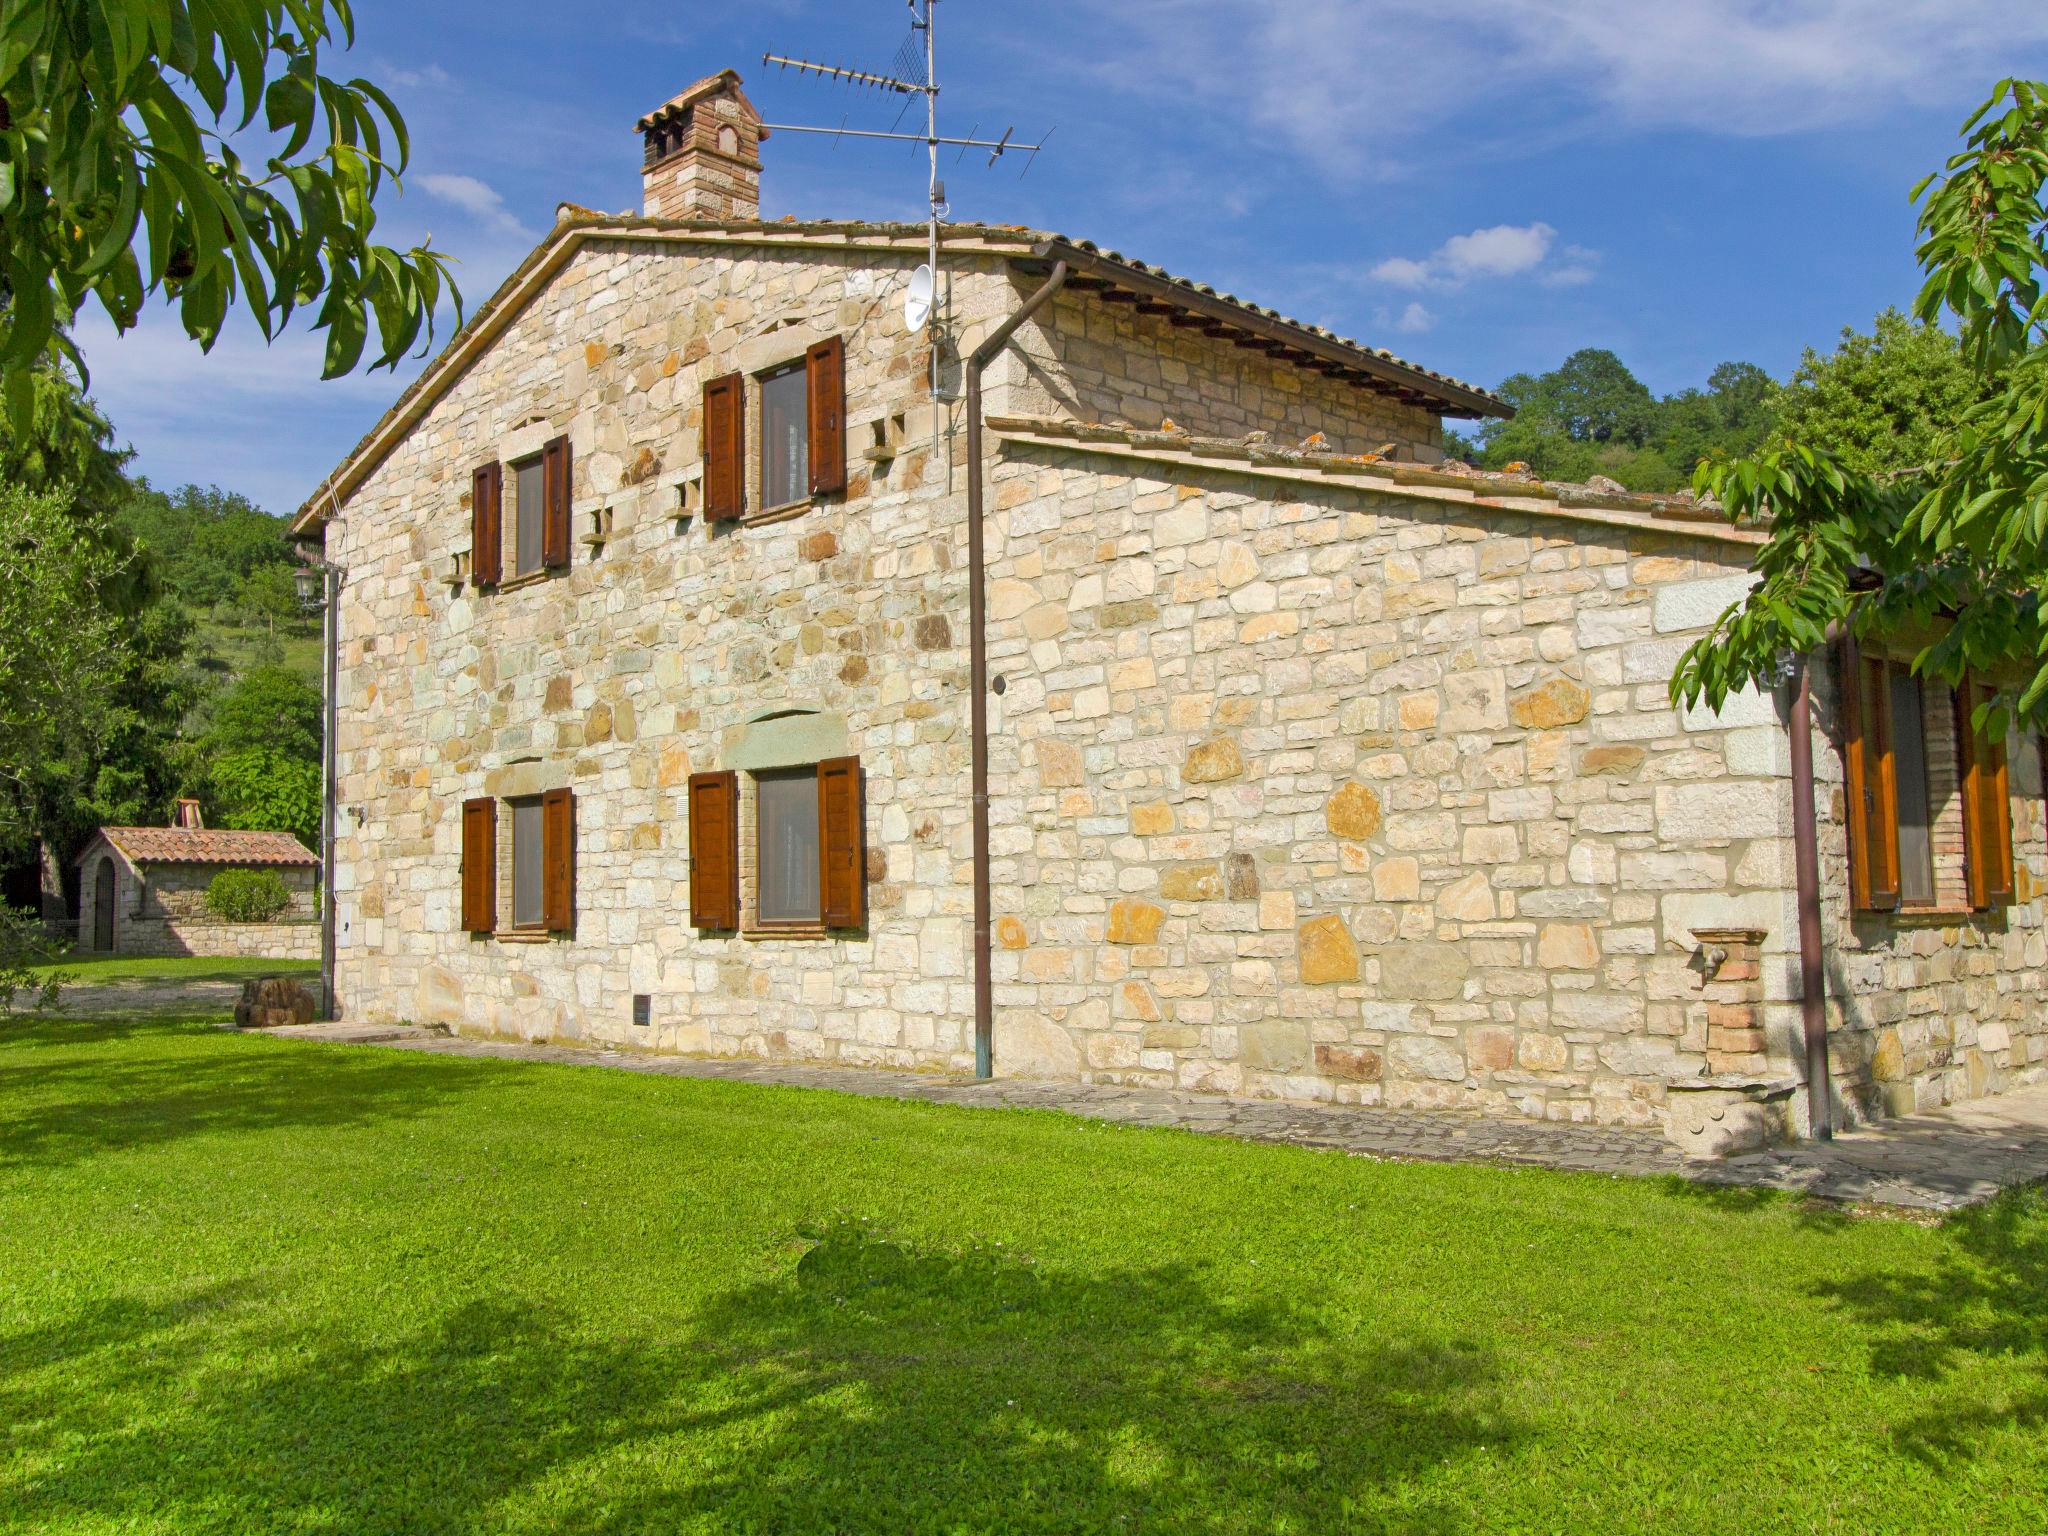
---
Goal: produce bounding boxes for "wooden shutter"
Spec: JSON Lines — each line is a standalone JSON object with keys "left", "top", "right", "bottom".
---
{"left": 541, "top": 434, "right": 572, "bottom": 568}
{"left": 817, "top": 755, "right": 866, "bottom": 928}
{"left": 1957, "top": 678, "right": 2015, "bottom": 910}
{"left": 702, "top": 372, "right": 744, "bottom": 521}
{"left": 471, "top": 462, "right": 503, "bottom": 586}
{"left": 541, "top": 786, "right": 575, "bottom": 932}
{"left": 460, "top": 797, "right": 497, "bottom": 933}
{"left": 807, "top": 335, "right": 847, "bottom": 496}
{"left": 688, "top": 770, "right": 740, "bottom": 928}
{"left": 1840, "top": 637, "right": 1901, "bottom": 911}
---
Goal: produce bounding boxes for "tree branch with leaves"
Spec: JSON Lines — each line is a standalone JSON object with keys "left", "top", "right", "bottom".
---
{"left": 0, "top": 0, "right": 460, "bottom": 432}
{"left": 1674, "top": 78, "right": 2048, "bottom": 740}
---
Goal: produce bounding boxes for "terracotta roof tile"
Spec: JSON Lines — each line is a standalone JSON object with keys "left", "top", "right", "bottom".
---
{"left": 93, "top": 827, "right": 318, "bottom": 867}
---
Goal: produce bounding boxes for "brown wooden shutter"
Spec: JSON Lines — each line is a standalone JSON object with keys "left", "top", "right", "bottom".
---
{"left": 1840, "top": 637, "right": 1901, "bottom": 911}
{"left": 807, "top": 335, "right": 847, "bottom": 496}
{"left": 460, "top": 797, "right": 497, "bottom": 933}
{"left": 541, "top": 434, "right": 572, "bottom": 568}
{"left": 688, "top": 770, "right": 740, "bottom": 928}
{"left": 1958, "top": 678, "right": 2015, "bottom": 909}
{"left": 702, "top": 372, "right": 744, "bottom": 521}
{"left": 471, "top": 462, "right": 503, "bottom": 586}
{"left": 541, "top": 786, "right": 575, "bottom": 932}
{"left": 817, "top": 755, "right": 866, "bottom": 928}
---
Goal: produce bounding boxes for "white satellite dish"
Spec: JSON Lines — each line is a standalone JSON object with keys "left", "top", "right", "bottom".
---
{"left": 903, "top": 264, "right": 934, "bottom": 331}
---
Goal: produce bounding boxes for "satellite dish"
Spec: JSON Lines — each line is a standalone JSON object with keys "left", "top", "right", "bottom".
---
{"left": 904, "top": 264, "right": 933, "bottom": 331}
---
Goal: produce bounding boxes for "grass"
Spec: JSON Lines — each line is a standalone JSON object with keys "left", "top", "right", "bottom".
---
{"left": 191, "top": 616, "right": 321, "bottom": 685}
{"left": 1, "top": 1017, "right": 2042, "bottom": 1535}
{"left": 30, "top": 954, "right": 318, "bottom": 984}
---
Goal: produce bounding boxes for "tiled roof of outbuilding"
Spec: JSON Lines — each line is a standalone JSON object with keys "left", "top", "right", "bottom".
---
{"left": 89, "top": 827, "right": 318, "bottom": 867}
{"left": 985, "top": 414, "right": 1765, "bottom": 548}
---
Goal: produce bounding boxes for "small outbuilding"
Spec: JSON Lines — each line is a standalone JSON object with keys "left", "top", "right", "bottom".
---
{"left": 75, "top": 801, "right": 318, "bottom": 958}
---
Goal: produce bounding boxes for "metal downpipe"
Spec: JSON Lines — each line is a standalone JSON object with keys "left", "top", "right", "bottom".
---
{"left": 1790, "top": 652, "right": 1832, "bottom": 1138}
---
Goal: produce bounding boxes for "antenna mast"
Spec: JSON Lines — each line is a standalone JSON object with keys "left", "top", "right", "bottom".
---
{"left": 921, "top": 0, "right": 939, "bottom": 446}
{"left": 762, "top": 0, "right": 1050, "bottom": 456}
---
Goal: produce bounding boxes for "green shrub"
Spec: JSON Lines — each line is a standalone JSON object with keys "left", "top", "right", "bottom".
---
{"left": 205, "top": 868, "right": 293, "bottom": 923}
{"left": 0, "top": 905, "right": 65, "bottom": 1018}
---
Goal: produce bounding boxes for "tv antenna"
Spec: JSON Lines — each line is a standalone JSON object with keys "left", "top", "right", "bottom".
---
{"left": 763, "top": 0, "right": 1052, "bottom": 454}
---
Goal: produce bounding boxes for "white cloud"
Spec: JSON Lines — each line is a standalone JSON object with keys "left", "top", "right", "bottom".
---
{"left": 71, "top": 304, "right": 430, "bottom": 517}
{"left": 417, "top": 172, "right": 533, "bottom": 238}
{"left": 380, "top": 62, "right": 454, "bottom": 92}
{"left": 1437, "top": 223, "right": 1556, "bottom": 281}
{"left": 1541, "top": 245, "right": 1602, "bottom": 288}
{"left": 1371, "top": 223, "right": 1580, "bottom": 290}
{"left": 1092, "top": 0, "right": 2048, "bottom": 173}
{"left": 1389, "top": 302, "right": 1436, "bottom": 334}
{"left": 1367, "top": 256, "right": 1433, "bottom": 289}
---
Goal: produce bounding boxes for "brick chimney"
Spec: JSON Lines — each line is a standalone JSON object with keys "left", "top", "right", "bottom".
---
{"left": 637, "top": 69, "right": 767, "bottom": 221}
{"left": 172, "top": 798, "right": 204, "bottom": 831}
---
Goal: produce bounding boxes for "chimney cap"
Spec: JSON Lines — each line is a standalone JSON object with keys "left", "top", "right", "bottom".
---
{"left": 634, "top": 68, "right": 769, "bottom": 140}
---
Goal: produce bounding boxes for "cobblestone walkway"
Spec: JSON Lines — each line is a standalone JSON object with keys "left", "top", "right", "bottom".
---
{"left": 252, "top": 1021, "right": 2048, "bottom": 1214}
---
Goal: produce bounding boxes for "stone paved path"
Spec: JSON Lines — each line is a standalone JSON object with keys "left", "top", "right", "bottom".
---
{"left": 249, "top": 1020, "right": 2048, "bottom": 1214}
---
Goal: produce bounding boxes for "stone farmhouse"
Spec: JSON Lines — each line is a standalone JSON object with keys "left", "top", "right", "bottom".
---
{"left": 74, "top": 802, "right": 318, "bottom": 959}
{"left": 293, "top": 70, "right": 2045, "bottom": 1151}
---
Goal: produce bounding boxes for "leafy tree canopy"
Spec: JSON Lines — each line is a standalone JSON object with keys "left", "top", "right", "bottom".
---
{"left": 0, "top": 483, "right": 133, "bottom": 857}
{"left": 0, "top": 0, "right": 459, "bottom": 432}
{"left": 0, "top": 358, "right": 130, "bottom": 509}
{"left": 1674, "top": 79, "right": 2048, "bottom": 733}
{"left": 209, "top": 747, "right": 318, "bottom": 848}
{"left": 198, "top": 664, "right": 322, "bottom": 762}
{"left": 1455, "top": 349, "right": 1780, "bottom": 493}
{"left": 116, "top": 480, "right": 296, "bottom": 611}
{"left": 1771, "top": 308, "right": 1984, "bottom": 477}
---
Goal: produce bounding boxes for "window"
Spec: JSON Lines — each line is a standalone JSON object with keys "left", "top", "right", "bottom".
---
{"left": 470, "top": 435, "right": 571, "bottom": 586}
{"left": 756, "top": 767, "right": 821, "bottom": 924}
{"left": 1888, "top": 667, "right": 1935, "bottom": 906}
{"left": 459, "top": 788, "right": 576, "bottom": 935}
{"left": 760, "top": 363, "right": 808, "bottom": 509}
{"left": 700, "top": 337, "right": 846, "bottom": 523}
{"left": 1842, "top": 638, "right": 2013, "bottom": 913}
{"left": 689, "top": 757, "right": 865, "bottom": 931}
{"left": 513, "top": 456, "right": 546, "bottom": 578}
{"left": 510, "top": 796, "right": 546, "bottom": 927}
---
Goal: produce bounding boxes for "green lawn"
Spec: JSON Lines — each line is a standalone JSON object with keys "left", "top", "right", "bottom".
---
{"left": 31, "top": 954, "right": 318, "bottom": 984}
{"left": 1, "top": 1018, "right": 2041, "bottom": 1534}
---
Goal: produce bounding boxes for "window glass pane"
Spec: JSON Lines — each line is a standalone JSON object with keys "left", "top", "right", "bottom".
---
{"left": 1890, "top": 670, "right": 1935, "bottom": 905}
{"left": 761, "top": 365, "right": 808, "bottom": 508}
{"left": 514, "top": 457, "right": 545, "bottom": 576}
{"left": 757, "top": 768, "right": 820, "bottom": 923}
{"left": 512, "top": 798, "right": 545, "bottom": 926}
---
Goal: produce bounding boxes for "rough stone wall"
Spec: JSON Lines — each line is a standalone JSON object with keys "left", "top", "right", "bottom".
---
{"left": 324, "top": 237, "right": 1483, "bottom": 1065}
{"left": 327, "top": 239, "right": 980, "bottom": 1061}
{"left": 991, "top": 283, "right": 1448, "bottom": 462}
{"left": 76, "top": 849, "right": 317, "bottom": 958}
{"left": 975, "top": 443, "right": 1812, "bottom": 1125}
{"left": 1806, "top": 662, "right": 2048, "bottom": 1122}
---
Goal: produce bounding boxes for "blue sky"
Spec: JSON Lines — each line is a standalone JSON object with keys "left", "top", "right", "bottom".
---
{"left": 77, "top": 0, "right": 2048, "bottom": 517}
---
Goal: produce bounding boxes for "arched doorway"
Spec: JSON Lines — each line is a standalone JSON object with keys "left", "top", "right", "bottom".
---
{"left": 92, "top": 859, "right": 116, "bottom": 952}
